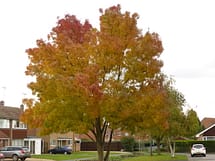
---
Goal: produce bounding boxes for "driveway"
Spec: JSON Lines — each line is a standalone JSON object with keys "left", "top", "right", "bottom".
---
{"left": 188, "top": 153, "right": 215, "bottom": 161}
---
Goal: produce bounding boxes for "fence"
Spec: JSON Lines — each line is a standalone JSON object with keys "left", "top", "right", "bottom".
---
{"left": 81, "top": 142, "right": 123, "bottom": 151}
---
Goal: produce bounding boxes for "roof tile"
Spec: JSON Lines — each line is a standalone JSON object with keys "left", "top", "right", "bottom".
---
{"left": 201, "top": 117, "right": 215, "bottom": 129}
{"left": 0, "top": 106, "right": 23, "bottom": 120}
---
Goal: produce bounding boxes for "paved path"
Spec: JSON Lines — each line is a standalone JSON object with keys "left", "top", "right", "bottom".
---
{"left": 26, "top": 159, "right": 54, "bottom": 161}
{"left": 4, "top": 159, "right": 54, "bottom": 161}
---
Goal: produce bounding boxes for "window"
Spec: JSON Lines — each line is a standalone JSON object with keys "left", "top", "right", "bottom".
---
{"left": 206, "top": 136, "right": 215, "bottom": 140}
{"left": 50, "top": 140, "right": 56, "bottom": 146}
{"left": 12, "top": 139, "right": 24, "bottom": 146}
{"left": 68, "top": 139, "right": 72, "bottom": 145}
{"left": 12, "top": 120, "right": 27, "bottom": 129}
{"left": 12, "top": 120, "right": 18, "bottom": 128}
{"left": 0, "top": 119, "right": 9, "bottom": 128}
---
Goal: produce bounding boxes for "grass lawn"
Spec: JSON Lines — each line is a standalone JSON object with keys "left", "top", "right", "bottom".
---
{"left": 32, "top": 151, "right": 98, "bottom": 160}
{"left": 32, "top": 152, "right": 188, "bottom": 161}
{"left": 32, "top": 151, "right": 129, "bottom": 160}
{"left": 122, "top": 153, "right": 188, "bottom": 161}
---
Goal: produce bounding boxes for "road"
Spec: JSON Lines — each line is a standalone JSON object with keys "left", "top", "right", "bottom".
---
{"left": 4, "top": 159, "right": 54, "bottom": 161}
{"left": 188, "top": 154, "right": 215, "bottom": 161}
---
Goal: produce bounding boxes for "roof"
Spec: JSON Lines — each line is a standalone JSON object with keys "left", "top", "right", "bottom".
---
{"left": 0, "top": 105, "right": 23, "bottom": 120}
{"left": 196, "top": 123, "right": 215, "bottom": 137}
{"left": 201, "top": 117, "right": 215, "bottom": 129}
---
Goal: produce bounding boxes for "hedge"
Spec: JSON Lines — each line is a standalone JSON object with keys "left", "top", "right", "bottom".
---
{"left": 175, "top": 140, "right": 215, "bottom": 153}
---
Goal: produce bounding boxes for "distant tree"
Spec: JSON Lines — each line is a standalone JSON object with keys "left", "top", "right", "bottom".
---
{"left": 184, "top": 109, "right": 202, "bottom": 138}
{"left": 137, "top": 75, "right": 186, "bottom": 156}
{"left": 21, "top": 5, "right": 164, "bottom": 161}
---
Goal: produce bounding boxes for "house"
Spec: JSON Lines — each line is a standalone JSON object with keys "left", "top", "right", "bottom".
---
{"left": 0, "top": 100, "right": 129, "bottom": 153}
{"left": 79, "top": 128, "right": 135, "bottom": 151}
{"left": 195, "top": 117, "right": 215, "bottom": 141}
{"left": 201, "top": 117, "right": 215, "bottom": 129}
{"left": 195, "top": 124, "right": 215, "bottom": 140}
{"left": 0, "top": 101, "right": 44, "bottom": 154}
{"left": 0, "top": 100, "right": 80, "bottom": 154}
{"left": 79, "top": 127, "right": 131, "bottom": 142}
{"left": 0, "top": 101, "right": 27, "bottom": 147}
{"left": 27, "top": 128, "right": 81, "bottom": 153}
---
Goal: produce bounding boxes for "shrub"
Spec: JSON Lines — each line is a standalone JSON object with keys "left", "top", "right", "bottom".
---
{"left": 121, "top": 136, "right": 135, "bottom": 152}
{"left": 175, "top": 140, "right": 215, "bottom": 153}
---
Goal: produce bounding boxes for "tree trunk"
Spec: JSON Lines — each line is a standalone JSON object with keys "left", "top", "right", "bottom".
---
{"left": 150, "top": 138, "right": 153, "bottom": 156}
{"left": 167, "top": 137, "right": 175, "bottom": 157}
{"left": 104, "top": 129, "right": 113, "bottom": 161}
{"left": 97, "top": 141, "right": 104, "bottom": 161}
{"left": 95, "top": 118, "right": 104, "bottom": 161}
{"left": 172, "top": 141, "right": 175, "bottom": 157}
{"left": 93, "top": 117, "right": 113, "bottom": 161}
{"left": 156, "top": 138, "right": 161, "bottom": 155}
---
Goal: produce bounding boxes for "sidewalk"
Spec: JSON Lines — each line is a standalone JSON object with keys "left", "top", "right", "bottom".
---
{"left": 26, "top": 159, "right": 54, "bottom": 161}
{"left": 4, "top": 159, "right": 54, "bottom": 161}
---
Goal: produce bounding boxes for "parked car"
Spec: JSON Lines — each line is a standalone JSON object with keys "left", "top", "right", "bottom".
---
{"left": 191, "top": 144, "right": 206, "bottom": 157}
{"left": 0, "top": 146, "right": 31, "bottom": 161}
{"left": 0, "top": 152, "right": 4, "bottom": 161}
{"left": 48, "top": 146, "right": 72, "bottom": 154}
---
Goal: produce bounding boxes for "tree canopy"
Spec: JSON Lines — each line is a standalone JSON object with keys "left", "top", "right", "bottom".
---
{"left": 21, "top": 5, "right": 169, "bottom": 161}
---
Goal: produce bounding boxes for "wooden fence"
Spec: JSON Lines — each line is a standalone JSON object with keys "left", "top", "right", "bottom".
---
{"left": 81, "top": 141, "right": 123, "bottom": 151}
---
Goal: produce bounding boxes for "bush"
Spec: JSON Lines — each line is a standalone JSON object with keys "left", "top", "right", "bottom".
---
{"left": 175, "top": 140, "right": 215, "bottom": 153}
{"left": 121, "top": 136, "right": 135, "bottom": 152}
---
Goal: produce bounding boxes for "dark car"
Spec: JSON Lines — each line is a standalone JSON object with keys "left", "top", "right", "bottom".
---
{"left": 0, "top": 146, "right": 31, "bottom": 161}
{"left": 48, "top": 146, "right": 72, "bottom": 154}
{"left": 0, "top": 152, "right": 4, "bottom": 161}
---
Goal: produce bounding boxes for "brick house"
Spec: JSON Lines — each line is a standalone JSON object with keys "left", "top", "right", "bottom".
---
{"left": 195, "top": 117, "right": 215, "bottom": 141}
{"left": 201, "top": 117, "right": 215, "bottom": 129}
{"left": 0, "top": 101, "right": 27, "bottom": 147}
{"left": 0, "top": 100, "right": 128, "bottom": 153}
{"left": 0, "top": 100, "right": 80, "bottom": 154}
{"left": 27, "top": 128, "right": 81, "bottom": 153}
{"left": 0, "top": 101, "right": 44, "bottom": 154}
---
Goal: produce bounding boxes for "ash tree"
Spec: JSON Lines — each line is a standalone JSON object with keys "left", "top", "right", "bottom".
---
{"left": 21, "top": 5, "right": 164, "bottom": 161}
{"left": 144, "top": 76, "right": 186, "bottom": 156}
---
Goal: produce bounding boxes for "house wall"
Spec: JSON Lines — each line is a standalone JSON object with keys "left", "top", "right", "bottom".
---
{"left": 79, "top": 128, "right": 130, "bottom": 142}
{"left": 24, "top": 138, "right": 43, "bottom": 154}
{"left": 0, "top": 129, "right": 27, "bottom": 139}
{"left": 0, "top": 103, "right": 28, "bottom": 147}
{"left": 0, "top": 128, "right": 28, "bottom": 147}
{"left": 49, "top": 132, "right": 73, "bottom": 146}
{"left": 43, "top": 132, "right": 81, "bottom": 152}
{"left": 196, "top": 123, "right": 215, "bottom": 141}
{"left": 27, "top": 128, "right": 81, "bottom": 153}
{"left": 203, "top": 126, "right": 215, "bottom": 136}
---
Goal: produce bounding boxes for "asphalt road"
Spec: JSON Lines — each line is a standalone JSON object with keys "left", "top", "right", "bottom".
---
{"left": 4, "top": 159, "right": 54, "bottom": 161}
{"left": 188, "top": 153, "right": 215, "bottom": 161}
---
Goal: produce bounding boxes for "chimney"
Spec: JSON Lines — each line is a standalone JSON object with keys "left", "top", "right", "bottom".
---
{"left": 0, "top": 100, "right": 4, "bottom": 106}
{"left": 20, "top": 104, "right": 24, "bottom": 111}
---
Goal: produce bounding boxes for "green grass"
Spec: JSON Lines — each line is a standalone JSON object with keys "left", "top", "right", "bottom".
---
{"left": 32, "top": 151, "right": 130, "bottom": 161}
{"left": 122, "top": 153, "right": 188, "bottom": 161}
{"left": 32, "top": 152, "right": 188, "bottom": 161}
{"left": 32, "top": 151, "right": 97, "bottom": 160}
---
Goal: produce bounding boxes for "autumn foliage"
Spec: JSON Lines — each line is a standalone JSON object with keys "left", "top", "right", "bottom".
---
{"left": 21, "top": 5, "right": 167, "bottom": 161}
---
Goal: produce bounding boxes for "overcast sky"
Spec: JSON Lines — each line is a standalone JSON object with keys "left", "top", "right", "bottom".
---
{"left": 0, "top": 0, "right": 215, "bottom": 120}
